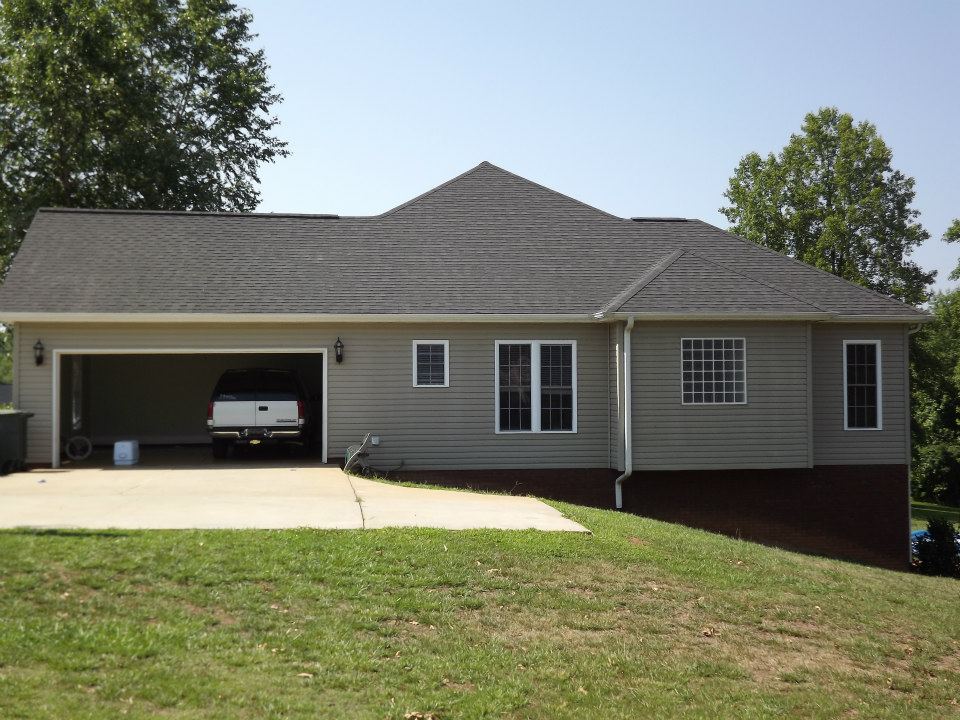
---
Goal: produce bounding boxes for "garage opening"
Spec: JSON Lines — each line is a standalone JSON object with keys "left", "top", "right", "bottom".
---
{"left": 53, "top": 349, "right": 327, "bottom": 467}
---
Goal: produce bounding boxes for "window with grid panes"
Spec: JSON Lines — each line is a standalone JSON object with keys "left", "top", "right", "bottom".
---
{"left": 681, "top": 338, "right": 746, "bottom": 404}
{"left": 844, "top": 341, "right": 881, "bottom": 429}
{"left": 496, "top": 341, "right": 576, "bottom": 432}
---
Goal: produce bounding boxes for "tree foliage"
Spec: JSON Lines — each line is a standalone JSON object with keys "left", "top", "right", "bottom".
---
{"left": 944, "top": 219, "right": 960, "bottom": 281}
{"left": 0, "top": 326, "right": 11, "bottom": 386}
{"left": 721, "top": 108, "right": 932, "bottom": 305}
{"left": 0, "top": 0, "right": 288, "bottom": 277}
{"left": 912, "top": 288, "right": 960, "bottom": 505}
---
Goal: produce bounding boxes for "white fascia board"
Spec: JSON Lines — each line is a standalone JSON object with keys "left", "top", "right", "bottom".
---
{"left": 604, "top": 311, "right": 927, "bottom": 323}
{"left": 0, "top": 312, "right": 597, "bottom": 324}
{"left": 827, "top": 314, "right": 932, "bottom": 324}
{"left": 603, "top": 311, "right": 837, "bottom": 322}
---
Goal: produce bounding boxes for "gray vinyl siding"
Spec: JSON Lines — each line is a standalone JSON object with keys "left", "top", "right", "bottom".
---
{"left": 631, "top": 322, "right": 810, "bottom": 470}
{"left": 812, "top": 324, "right": 908, "bottom": 465}
{"left": 15, "top": 322, "right": 611, "bottom": 469}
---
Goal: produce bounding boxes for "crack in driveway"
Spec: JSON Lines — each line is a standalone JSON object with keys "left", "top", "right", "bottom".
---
{"left": 344, "top": 473, "right": 366, "bottom": 529}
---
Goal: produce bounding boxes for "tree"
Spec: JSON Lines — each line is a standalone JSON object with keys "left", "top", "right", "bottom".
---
{"left": 0, "top": 326, "right": 11, "bottom": 386}
{"left": 0, "top": 0, "right": 288, "bottom": 278}
{"left": 945, "top": 219, "right": 960, "bottom": 280}
{"left": 912, "top": 288, "right": 960, "bottom": 505}
{"left": 721, "top": 108, "right": 932, "bottom": 305}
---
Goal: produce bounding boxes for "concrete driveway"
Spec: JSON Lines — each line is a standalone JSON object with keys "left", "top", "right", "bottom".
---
{"left": 0, "top": 464, "right": 588, "bottom": 532}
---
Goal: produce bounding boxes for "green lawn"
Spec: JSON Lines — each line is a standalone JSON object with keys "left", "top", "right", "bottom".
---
{"left": 1, "top": 504, "right": 959, "bottom": 719}
{"left": 913, "top": 500, "right": 960, "bottom": 531}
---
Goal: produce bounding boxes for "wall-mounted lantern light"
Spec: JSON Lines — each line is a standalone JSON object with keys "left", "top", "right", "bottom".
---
{"left": 33, "top": 339, "right": 44, "bottom": 366}
{"left": 334, "top": 337, "right": 344, "bottom": 364}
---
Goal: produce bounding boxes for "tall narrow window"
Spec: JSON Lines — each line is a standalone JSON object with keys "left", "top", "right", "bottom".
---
{"left": 540, "top": 344, "right": 573, "bottom": 431}
{"left": 412, "top": 340, "right": 449, "bottom": 387}
{"left": 844, "top": 341, "right": 881, "bottom": 430}
{"left": 498, "top": 343, "right": 532, "bottom": 431}
{"left": 496, "top": 341, "right": 577, "bottom": 433}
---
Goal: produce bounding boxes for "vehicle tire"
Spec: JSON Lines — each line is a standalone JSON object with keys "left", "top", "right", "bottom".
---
{"left": 212, "top": 440, "right": 229, "bottom": 459}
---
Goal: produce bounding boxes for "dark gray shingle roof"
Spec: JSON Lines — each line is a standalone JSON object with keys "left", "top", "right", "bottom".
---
{"left": 0, "top": 162, "right": 926, "bottom": 319}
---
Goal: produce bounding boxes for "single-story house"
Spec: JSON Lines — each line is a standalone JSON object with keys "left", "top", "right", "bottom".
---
{"left": 0, "top": 162, "right": 928, "bottom": 568}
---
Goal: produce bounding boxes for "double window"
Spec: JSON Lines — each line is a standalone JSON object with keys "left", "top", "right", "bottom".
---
{"left": 495, "top": 341, "right": 576, "bottom": 432}
{"left": 681, "top": 338, "right": 746, "bottom": 404}
{"left": 843, "top": 340, "right": 882, "bottom": 430}
{"left": 412, "top": 340, "right": 449, "bottom": 387}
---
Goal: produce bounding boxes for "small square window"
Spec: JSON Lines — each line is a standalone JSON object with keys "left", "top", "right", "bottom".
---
{"left": 680, "top": 338, "right": 746, "bottom": 405}
{"left": 413, "top": 341, "right": 449, "bottom": 387}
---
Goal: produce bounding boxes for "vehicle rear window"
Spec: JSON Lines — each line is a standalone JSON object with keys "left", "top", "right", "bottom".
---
{"left": 213, "top": 370, "right": 259, "bottom": 401}
{"left": 258, "top": 370, "right": 300, "bottom": 401}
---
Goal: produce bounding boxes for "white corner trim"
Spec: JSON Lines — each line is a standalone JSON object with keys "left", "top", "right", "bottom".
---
{"left": 49, "top": 346, "right": 328, "bottom": 468}
{"left": 493, "top": 339, "right": 578, "bottom": 434}
{"left": 411, "top": 340, "right": 450, "bottom": 388}
{"left": 841, "top": 339, "right": 883, "bottom": 431}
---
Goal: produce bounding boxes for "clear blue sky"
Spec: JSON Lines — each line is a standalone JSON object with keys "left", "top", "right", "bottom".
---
{"left": 245, "top": 0, "right": 960, "bottom": 291}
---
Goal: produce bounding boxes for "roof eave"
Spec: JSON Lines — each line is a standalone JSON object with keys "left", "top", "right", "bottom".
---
{"left": 3, "top": 310, "right": 929, "bottom": 324}
{"left": 827, "top": 313, "right": 932, "bottom": 324}
{"left": 600, "top": 311, "right": 929, "bottom": 323}
{"left": 0, "top": 311, "right": 599, "bottom": 324}
{"left": 601, "top": 311, "right": 837, "bottom": 322}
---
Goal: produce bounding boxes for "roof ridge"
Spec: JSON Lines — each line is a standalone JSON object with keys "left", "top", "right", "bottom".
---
{"left": 376, "top": 162, "right": 493, "bottom": 217}
{"left": 595, "top": 249, "right": 685, "bottom": 317}
{"left": 682, "top": 249, "right": 829, "bottom": 313}
{"left": 690, "top": 220, "right": 926, "bottom": 315}
{"left": 378, "top": 161, "right": 624, "bottom": 221}
{"left": 479, "top": 161, "right": 623, "bottom": 221}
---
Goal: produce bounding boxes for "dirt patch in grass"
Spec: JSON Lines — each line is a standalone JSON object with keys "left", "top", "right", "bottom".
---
{"left": 182, "top": 601, "right": 238, "bottom": 627}
{"left": 934, "top": 646, "right": 960, "bottom": 675}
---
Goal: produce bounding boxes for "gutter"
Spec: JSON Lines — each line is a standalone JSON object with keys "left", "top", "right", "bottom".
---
{"left": 614, "top": 316, "right": 635, "bottom": 509}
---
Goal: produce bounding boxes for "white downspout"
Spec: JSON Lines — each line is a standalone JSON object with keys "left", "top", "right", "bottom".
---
{"left": 614, "top": 316, "right": 635, "bottom": 509}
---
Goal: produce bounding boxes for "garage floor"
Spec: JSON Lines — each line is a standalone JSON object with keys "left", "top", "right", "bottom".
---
{"left": 0, "top": 460, "right": 588, "bottom": 532}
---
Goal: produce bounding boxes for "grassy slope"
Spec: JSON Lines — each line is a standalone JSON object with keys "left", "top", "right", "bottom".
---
{"left": 1, "top": 504, "right": 959, "bottom": 720}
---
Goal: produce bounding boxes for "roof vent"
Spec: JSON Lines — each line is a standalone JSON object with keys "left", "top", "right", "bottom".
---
{"left": 630, "top": 217, "right": 687, "bottom": 222}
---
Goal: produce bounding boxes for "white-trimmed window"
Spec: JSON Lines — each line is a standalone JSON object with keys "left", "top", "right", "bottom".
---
{"left": 843, "top": 340, "right": 882, "bottom": 430}
{"left": 412, "top": 340, "right": 449, "bottom": 387}
{"left": 495, "top": 340, "right": 577, "bottom": 433}
{"left": 681, "top": 338, "right": 746, "bottom": 405}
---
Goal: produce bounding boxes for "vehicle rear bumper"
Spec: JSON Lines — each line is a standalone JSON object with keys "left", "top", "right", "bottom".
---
{"left": 210, "top": 428, "right": 304, "bottom": 440}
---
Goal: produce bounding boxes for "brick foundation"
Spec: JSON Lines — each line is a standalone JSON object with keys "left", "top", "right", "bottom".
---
{"left": 390, "top": 465, "right": 910, "bottom": 570}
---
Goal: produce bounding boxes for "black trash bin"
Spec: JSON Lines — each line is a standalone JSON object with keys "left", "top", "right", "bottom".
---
{"left": 0, "top": 410, "right": 33, "bottom": 475}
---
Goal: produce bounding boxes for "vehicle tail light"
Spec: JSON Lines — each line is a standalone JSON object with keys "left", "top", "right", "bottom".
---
{"left": 297, "top": 400, "right": 305, "bottom": 426}
{"left": 207, "top": 401, "right": 215, "bottom": 427}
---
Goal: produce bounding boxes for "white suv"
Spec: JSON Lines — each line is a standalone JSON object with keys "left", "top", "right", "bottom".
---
{"left": 206, "top": 368, "right": 311, "bottom": 458}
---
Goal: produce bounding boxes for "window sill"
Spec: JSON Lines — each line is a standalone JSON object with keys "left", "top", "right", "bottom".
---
{"left": 681, "top": 401, "right": 748, "bottom": 407}
{"left": 495, "top": 429, "right": 578, "bottom": 435}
